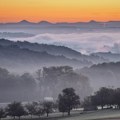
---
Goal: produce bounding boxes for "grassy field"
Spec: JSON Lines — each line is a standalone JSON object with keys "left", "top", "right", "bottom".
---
{"left": 59, "top": 109, "right": 120, "bottom": 120}
{"left": 4, "top": 109, "right": 120, "bottom": 120}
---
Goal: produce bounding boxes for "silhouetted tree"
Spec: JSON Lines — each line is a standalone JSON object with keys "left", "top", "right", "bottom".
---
{"left": 25, "top": 102, "right": 37, "bottom": 118}
{"left": 43, "top": 101, "right": 53, "bottom": 117}
{"left": 0, "top": 108, "right": 6, "bottom": 120}
{"left": 82, "top": 96, "right": 97, "bottom": 111}
{"left": 87, "top": 87, "right": 116, "bottom": 110}
{"left": 58, "top": 94, "right": 67, "bottom": 116}
{"left": 106, "top": 88, "right": 115, "bottom": 107}
{"left": 40, "top": 66, "right": 91, "bottom": 99}
{"left": 30, "top": 102, "right": 45, "bottom": 118}
{"left": 93, "top": 87, "right": 110, "bottom": 109}
{"left": 58, "top": 88, "right": 80, "bottom": 116}
{"left": 20, "top": 73, "right": 36, "bottom": 90}
{"left": 114, "top": 88, "right": 120, "bottom": 109}
{"left": 6, "top": 102, "right": 26, "bottom": 120}
{"left": 34, "top": 106, "right": 45, "bottom": 118}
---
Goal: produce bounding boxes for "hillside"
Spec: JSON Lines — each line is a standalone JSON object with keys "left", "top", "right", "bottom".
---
{"left": 0, "top": 44, "right": 91, "bottom": 73}
{"left": 0, "top": 39, "right": 109, "bottom": 64}
{"left": 0, "top": 39, "right": 82, "bottom": 58}
{"left": 92, "top": 52, "right": 120, "bottom": 62}
{"left": 1, "top": 39, "right": 120, "bottom": 73}
{"left": 79, "top": 62, "right": 120, "bottom": 91}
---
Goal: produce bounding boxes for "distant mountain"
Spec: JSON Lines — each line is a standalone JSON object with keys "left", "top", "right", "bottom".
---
{"left": 91, "top": 52, "right": 120, "bottom": 62}
{"left": 0, "top": 32, "right": 35, "bottom": 38}
{"left": 1, "top": 20, "right": 36, "bottom": 25}
{"left": 38, "top": 21, "right": 53, "bottom": 25}
{"left": 79, "top": 62, "right": 120, "bottom": 91}
{"left": 1, "top": 20, "right": 120, "bottom": 34}
{"left": 1, "top": 20, "right": 120, "bottom": 28}
{"left": 17, "top": 20, "right": 33, "bottom": 24}
{"left": 106, "top": 21, "right": 120, "bottom": 28}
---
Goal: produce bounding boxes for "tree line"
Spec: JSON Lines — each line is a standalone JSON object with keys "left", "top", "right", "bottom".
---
{"left": 0, "top": 66, "right": 92, "bottom": 102}
{"left": 83, "top": 87, "right": 120, "bottom": 110}
{"left": 1, "top": 87, "right": 120, "bottom": 120}
{"left": 0, "top": 88, "right": 80, "bottom": 120}
{"left": 0, "top": 67, "right": 36, "bottom": 102}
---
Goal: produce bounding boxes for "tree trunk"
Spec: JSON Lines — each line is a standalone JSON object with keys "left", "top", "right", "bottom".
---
{"left": 118, "top": 105, "right": 120, "bottom": 109}
{"left": 47, "top": 112, "right": 49, "bottom": 117}
{"left": 19, "top": 116, "right": 20, "bottom": 120}
{"left": 115, "top": 105, "right": 118, "bottom": 109}
{"left": 62, "top": 112, "right": 64, "bottom": 117}
{"left": 68, "top": 110, "right": 70, "bottom": 116}
{"left": 101, "top": 105, "right": 104, "bottom": 109}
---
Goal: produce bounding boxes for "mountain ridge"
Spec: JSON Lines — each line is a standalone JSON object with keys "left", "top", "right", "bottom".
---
{"left": 1, "top": 20, "right": 120, "bottom": 28}
{"left": 0, "top": 39, "right": 93, "bottom": 72}
{"left": 2, "top": 38, "right": 120, "bottom": 64}
{"left": 1, "top": 20, "right": 120, "bottom": 24}
{"left": 1, "top": 38, "right": 120, "bottom": 73}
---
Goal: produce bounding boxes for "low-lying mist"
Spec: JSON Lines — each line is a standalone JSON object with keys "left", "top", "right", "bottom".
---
{"left": 1, "top": 23, "right": 120, "bottom": 104}
{"left": 9, "top": 32, "right": 120, "bottom": 54}
{"left": 0, "top": 66, "right": 92, "bottom": 102}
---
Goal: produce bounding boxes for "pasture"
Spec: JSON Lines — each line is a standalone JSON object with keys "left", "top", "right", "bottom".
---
{"left": 4, "top": 109, "right": 120, "bottom": 120}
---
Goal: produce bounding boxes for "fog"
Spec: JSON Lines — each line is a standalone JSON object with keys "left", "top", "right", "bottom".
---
{"left": 0, "top": 66, "right": 92, "bottom": 102}
{"left": 1, "top": 23, "right": 120, "bottom": 103}
{"left": 79, "top": 62, "right": 120, "bottom": 91}
{"left": 9, "top": 32, "right": 120, "bottom": 54}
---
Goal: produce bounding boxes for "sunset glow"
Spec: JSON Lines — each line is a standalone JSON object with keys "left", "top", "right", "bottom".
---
{"left": 0, "top": 0, "right": 120, "bottom": 22}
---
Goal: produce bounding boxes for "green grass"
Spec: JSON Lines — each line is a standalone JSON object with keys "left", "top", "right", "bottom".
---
{"left": 58, "top": 109, "right": 120, "bottom": 120}
{"left": 4, "top": 109, "right": 120, "bottom": 120}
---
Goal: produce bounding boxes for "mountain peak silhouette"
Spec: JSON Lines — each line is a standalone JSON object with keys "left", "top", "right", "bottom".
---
{"left": 18, "top": 20, "right": 31, "bottom": 24}
{"left": 39, "top": 21, "right": 52, "bottom": 25}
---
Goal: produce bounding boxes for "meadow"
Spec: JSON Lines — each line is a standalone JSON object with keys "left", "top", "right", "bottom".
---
{"left": 3, "top": 109, "right": 120, "bottom": 120}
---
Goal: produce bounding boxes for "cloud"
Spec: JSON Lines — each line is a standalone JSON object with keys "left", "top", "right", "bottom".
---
{"left": 11, "top": 32, "right": 120, "bottom": 54}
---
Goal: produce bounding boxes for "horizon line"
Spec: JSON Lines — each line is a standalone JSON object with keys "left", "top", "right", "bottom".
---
{"left": 1, "top": 19, "right": 120, "bottom": 24}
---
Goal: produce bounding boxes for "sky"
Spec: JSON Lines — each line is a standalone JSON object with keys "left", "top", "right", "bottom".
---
{"left": 0, "top": 0, "right": 120, "bottom": 22}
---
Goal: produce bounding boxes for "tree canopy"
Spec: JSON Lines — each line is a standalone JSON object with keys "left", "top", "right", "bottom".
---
{"left": 58, "top": 88, "right": 80, "bottom": 115}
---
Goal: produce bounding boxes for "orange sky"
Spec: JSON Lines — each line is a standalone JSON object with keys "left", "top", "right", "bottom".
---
{"left": 0, "top": 0, "right": 120, "bottom": 23}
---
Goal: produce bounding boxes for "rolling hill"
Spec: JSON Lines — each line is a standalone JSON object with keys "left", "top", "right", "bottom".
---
{"left": 79, "top": 62, "right": 120, "bottom": 91}
{"left": 0, "top": 40, "right": 92, "bottom": 73}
